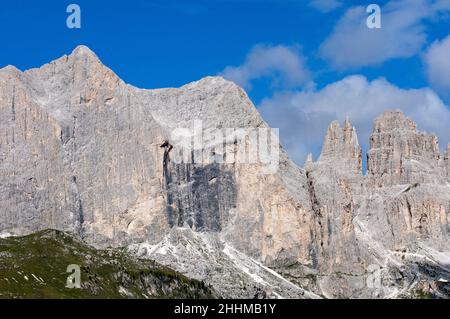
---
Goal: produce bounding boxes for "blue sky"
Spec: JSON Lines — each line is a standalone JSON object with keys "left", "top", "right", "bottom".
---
{"left": 2, "top": 0, "right": 450, "bottom": 166}
{"left": 1, "top": 0, "right": 344, "bottom": 93}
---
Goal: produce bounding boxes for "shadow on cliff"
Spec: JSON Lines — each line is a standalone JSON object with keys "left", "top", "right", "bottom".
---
{"left": 163, "top": 160, "right": 238, "bottom": 232}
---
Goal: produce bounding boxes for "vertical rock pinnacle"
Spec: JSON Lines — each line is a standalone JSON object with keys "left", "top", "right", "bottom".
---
{"left": 318, "top": 118, "right": 362, "bottom": 176}
{"left": 305, "top": 153, "right": 314, "bottom": 171}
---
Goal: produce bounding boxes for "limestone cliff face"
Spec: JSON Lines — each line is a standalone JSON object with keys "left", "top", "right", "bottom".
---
{"left": 444, "top": 144, "right": 450, "bottom": 180}
{"left": 0, "top": 63, "right": 87, "bottom": 236}
{"left": 0, "top": 47, "right": 448, "bottom": 299}
{"left": 300, "top": 119, "right": 366, "bottom": 296}
{"left": 367, "top": 110, "right": 442, "bottom": 186}
{"left": 295, "top": 111, "right": 449, "bottom": 297}
{"left": 0, "top": 46, "right": 315, "bottom": 270}
{"left": 362, "top": 111, "right": 448, "bottom": 251}
{"left": 1, "top": 47, "right": 171, "bottom": 246}
{"left": 318, "top": 118, "right": 362, "bottom": 177}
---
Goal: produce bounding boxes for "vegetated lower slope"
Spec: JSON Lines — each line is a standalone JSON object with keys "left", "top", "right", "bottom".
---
{"left": 0, "top": 230, "right": 217, "bottom": 299}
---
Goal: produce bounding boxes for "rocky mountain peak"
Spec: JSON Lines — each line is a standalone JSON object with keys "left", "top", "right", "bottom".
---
{"left": 70, "top": 45, "right": 99, "bottom": 59}
{"left": 18, "top": 45, "right": 124, "bottom": 125}
{"left": 317, "top": 118, "right": 362, "bottom": 175}
{"left": 184, "top": 76, "right": 237, "bottom": 89}
{"left": 372, "top": 110, "right": 417, "bottom": 133}
{"left": 26, "top": 45, "right": 106, "bottom": 80}
{"left": 0, "top": 65, "right": 22, "bottom": 77}
{"left": 304, "top": 153, "right": 313, "bottom": 171}
{"left": 367, "top": 110, "right": 441, "bottom": 185}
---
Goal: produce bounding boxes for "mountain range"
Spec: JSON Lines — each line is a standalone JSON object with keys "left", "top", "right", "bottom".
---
{"left": 0, "top": 46, "right": 449, "bottom": 298}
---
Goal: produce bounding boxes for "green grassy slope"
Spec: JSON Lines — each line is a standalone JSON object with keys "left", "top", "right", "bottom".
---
{"left": 0, "top": 230, "right": 217, "bottom": 299}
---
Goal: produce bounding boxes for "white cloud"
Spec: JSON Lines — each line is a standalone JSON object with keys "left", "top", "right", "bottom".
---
{"left": 259, "top": 75, "right": 450, "bottom": 165}
{"left": 220, "top": 44, "right": 311, "bottom": 90}
{"left": 424, "top": 34, "right": 450, "bottom": 94}
{"left": 309, "top": 0, "right": 342, "bottom": 12}
{"left": 320, "top": 0, "right": 450, "bottom": 69}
